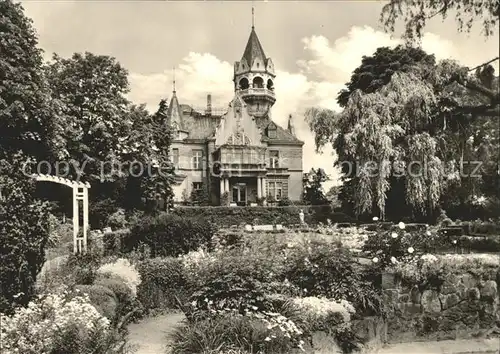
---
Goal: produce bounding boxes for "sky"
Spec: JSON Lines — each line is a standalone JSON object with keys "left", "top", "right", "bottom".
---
{"left": 21, "top": 0, "right": 499, "bottom": 189}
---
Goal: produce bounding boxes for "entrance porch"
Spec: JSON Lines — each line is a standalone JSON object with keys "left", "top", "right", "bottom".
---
{"left": 219, "top": 176, "right": 267, "bottom": 206}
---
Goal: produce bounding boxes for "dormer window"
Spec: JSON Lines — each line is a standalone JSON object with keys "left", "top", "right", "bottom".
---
{"left": 267, "top": 123, "right": 277, "bottom": 139}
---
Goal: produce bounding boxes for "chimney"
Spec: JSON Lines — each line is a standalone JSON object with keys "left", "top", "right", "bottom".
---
{"left": 206, "top": 94, "right": 212, "bottom": 116}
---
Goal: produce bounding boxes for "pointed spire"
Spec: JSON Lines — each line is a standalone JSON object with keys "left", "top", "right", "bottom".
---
{"left": 242, "top": 28, "right": 267, "bottom": 67}
{"left": 167, "top": 68, "right": 183, "bottom": 131}
{"left": 287, "top": 114, "right": 295, "bottom": 136}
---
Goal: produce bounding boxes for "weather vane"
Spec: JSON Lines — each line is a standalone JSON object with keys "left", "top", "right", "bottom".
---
{"left": 173, "top": 67, "right": 176, "bottom": 93}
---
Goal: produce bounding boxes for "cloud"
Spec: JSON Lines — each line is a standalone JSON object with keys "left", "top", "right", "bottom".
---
{"left": 127, "top": 25, "right": 461, "bottom": 190}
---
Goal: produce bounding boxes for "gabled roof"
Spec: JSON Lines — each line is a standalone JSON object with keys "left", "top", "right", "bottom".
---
{"left": 242, "top": 27, "right": 267, "bottom": 66}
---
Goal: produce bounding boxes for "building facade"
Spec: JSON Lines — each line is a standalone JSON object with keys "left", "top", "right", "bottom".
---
{"left": 168, "top": 25, "right": 304, "bottom": 205}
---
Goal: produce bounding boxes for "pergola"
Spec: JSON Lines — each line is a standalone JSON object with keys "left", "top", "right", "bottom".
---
{"left": 32, "top": 174, "right": 90, "bottom": 254}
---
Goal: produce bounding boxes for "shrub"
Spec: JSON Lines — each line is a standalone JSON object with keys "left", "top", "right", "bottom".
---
{"left": 103, "top": 229, "right": 131, "bottom": 255}
{"left": 90, "top": 198, "right": 120, "bottom": 230}
{"left": 0, "top": 290, "right": 130, "bottom": 354}
{"left": 136, "top": 257, "right": 187, "bottom": 313}
{"left": 284, "top": 243, "right": 382, "bottom": 316}
{"left": 173, "top": 206, "right": 307, "bottom": 226}
{"left": 124, "top": 213, "right": 216, "bottom": 257}
{"left": 75, "top": 284, "right": 119, "bottom": 320}
{"left": 0, "top": 156, "right": 52, "bottom": 314}
{"left": 169, "top": 310, "right": 306, "bottom": 354}
{"left": 65, "top": 250, "right": 102, "bottom": 285}
{"left": 97, "top": 258, "right": 141, "bottom": 297}
{"left": 106, "top": 208, "right": 128, "bottom": 230}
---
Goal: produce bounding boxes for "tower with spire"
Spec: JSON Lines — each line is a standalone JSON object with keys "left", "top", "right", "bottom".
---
{"left": 167, "top": 67, "right": 188, "bottom": 140}
{"left": 233, "top": 7, "right": 276, "bottom": 119}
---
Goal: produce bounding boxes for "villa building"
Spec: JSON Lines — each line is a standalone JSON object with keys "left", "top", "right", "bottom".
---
{"left": 167, "top": 24, "right": 304, "bottom": 205}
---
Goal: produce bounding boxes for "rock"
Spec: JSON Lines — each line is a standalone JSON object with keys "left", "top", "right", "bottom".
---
{"left": 461, "top": 273, "right": 477, "bottom": 288}
{"left": 467, "top": 287, "right": 481, "bottom": 300}
{"left": 421, "top": 290, "right": 441, "bottom": 313}
{"left": 400, "top": 302, "right": 422, "bottom": 315}
{"left": 382, "top": 272, "right": 398, "bottom": 289}
{"left": 410, "top": 286, "right": 421, "bottom": 304}
{"left": 480, "top": 280, "right": 497, "bottom": 301}
{"left": 244, "top": 224, "right": 253, "bottom": 232}
{"left": 312, "top": 331, "right": 342, "bottom": 353}
{"left": 399, "top": 293, "right": 410, "bottom": 303}
{"left": 441, "top": 274, "right": 459, "bottom": 295}
{"left": 441, "top": 293, "right": 460, "bottom": 310}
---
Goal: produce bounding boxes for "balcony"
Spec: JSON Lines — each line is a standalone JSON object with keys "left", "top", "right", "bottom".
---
{"left": 215, "top": 146, "right": 267, "bottom": 175}
{"left": 238, "top": 88, "right": 276, "bottom": 101}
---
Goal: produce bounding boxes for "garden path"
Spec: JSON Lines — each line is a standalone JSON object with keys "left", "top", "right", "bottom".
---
{"left": 127, "top": 312, "right": 185, "bottom": 354}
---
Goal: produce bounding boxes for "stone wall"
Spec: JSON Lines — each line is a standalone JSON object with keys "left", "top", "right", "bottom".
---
{"left": 382, "top": 270, "right": 499, "bottom": 343}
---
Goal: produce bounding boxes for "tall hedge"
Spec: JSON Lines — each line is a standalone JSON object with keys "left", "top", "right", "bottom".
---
{"left": 172, "top": 206, "right": 355, "bottom": 226}
{"left": 123, "top": 213, "right": 216, "bottom": 257}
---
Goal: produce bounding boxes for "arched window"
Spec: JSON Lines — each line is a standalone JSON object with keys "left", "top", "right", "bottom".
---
{"left": 267, "top": 79, "right": 274, "bottom": 91}
{"left": 239, "top": 77, "right": 249, "bottom": 90}
{"left": 252, "top": 76, "right": 264, "bottom": 88}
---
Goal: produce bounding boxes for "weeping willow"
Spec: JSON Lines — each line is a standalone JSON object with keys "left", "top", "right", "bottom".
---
{"left": 336, "top": 70, "right": 442, "bottom": 218}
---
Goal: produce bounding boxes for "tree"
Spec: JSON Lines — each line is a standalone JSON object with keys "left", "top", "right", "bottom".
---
{"left": 0, "top": 0, "right": 63, "bottom": 161}
{"left": 45, "top": 52, "right": 132, "bottom": 184}
{"left": 0, "top": 0, "right": 56, "bottom": 313}
{"left": 303, "top": 168, "right": 330, "bottom": 205}
{"left": 379, "top": 0, "right": 500, "bottom": 119}
{"left": 380, "top": 0, "right": 499, "bottom": 43}
{"left": 337, "top": 45, "right": 436, "bottom": 107}
{"left": 307, "top": 45, "right": 499, "bottom": 220}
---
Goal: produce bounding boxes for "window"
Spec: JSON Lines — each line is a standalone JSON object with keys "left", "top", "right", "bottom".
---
{"left": 193, "top": 182, "right": 202, "bottom": 191}
{"left": 268, "top": 126, "right": 277, "bottom": 139}
{"left": 172, "top": 148, "right": 179, "bottom": 168}
{"left": 269, "top": 150, "right": 279, "bottom": 168}
{"left": 192, "top": 149, "right": 203, "bottom": 169}
{"left": 267, "top": 181, "right": 283, "bottom": 200}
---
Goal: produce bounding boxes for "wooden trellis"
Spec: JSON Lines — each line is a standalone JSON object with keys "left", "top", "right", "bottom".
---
{"left": 32, "top": 174, "right": 90, "bottom": 254}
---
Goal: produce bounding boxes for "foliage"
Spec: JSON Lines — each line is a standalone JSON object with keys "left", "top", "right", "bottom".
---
{"left": 97, "top": 258, "right": 141, "bottom": 297}
{"left": 283, "top": 244, "right": 382, "bottom": 316}
{"left": 65, "top": 250, "right": 102, "bottom": 285}
{"left": 173, "top": 206, "right": 314, "bottom": 226}
{"left": 124, "top": 213, "right": 216, "bottom": 257}
{"left": 103, "top": 229, "right": 131, "bottom": 255}
{"left": 169, "top": 309, "right": 306, "bottom": 354}
{"left": 45, "top": 53, "right": 174, "bottom": 211}
{"left": 302, "top": 168, "right": 329, "bottom": 206}
{"left": 90, "top": 198, "right": 121, "bottom": 230}
{"left": 189, "top": 186, "right": 211, "bottom": 206}
{"left": 0, "top": 290, "right": 131, "bottom": 354}
{"left": 337, "top": 45, "right": 436, "bottom": 107}
{"left": 106, "top": 208, "right": 129, "bottom": 230}
{"left": 307, "top": 44, "right": 499, "bottom": 220}
{"left": 380, "top": 0, "right": 499, "bottom": 43}
{"left": 0, "top": 155, "right": 52, "bottom": 314}
{"left": 0, "top": 0, "right": 63, "bottom": 161}
{"left": 135, "top": 257, "right": 188, "bottom": 312}
{"left": 362, "top": 223, "right": 426, "bottom": 268}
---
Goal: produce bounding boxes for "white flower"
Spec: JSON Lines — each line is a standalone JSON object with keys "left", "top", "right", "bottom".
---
{"left": 372, "top": 217, "right": 379, "bottom": 221}
{"left": 390, "top": 256, "right": 397, "bottom": 264}
{"left": 391, "top": 232, "right": 398, "bottom": 239}
{"left": 452, "top": 240, "right": 457, "bottom": 244}
{"left": 264, "top": 337, "right": 271, "bottom": 342}
{"left": 398, "top": 222, "right": 405, "bottom": 229}
{"left": 407, "top": 247, "right": 414, "bottom": 254}
{"left": 426, "top": 231, "right": 432, "bottom": 236}
{"left": 372, "top": 257, "right": 379, "bottom": 263}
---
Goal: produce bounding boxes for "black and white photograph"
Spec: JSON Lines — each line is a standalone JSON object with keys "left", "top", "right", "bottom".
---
{"left": 0, "top": 0, "right": 499, "bottom": 353}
